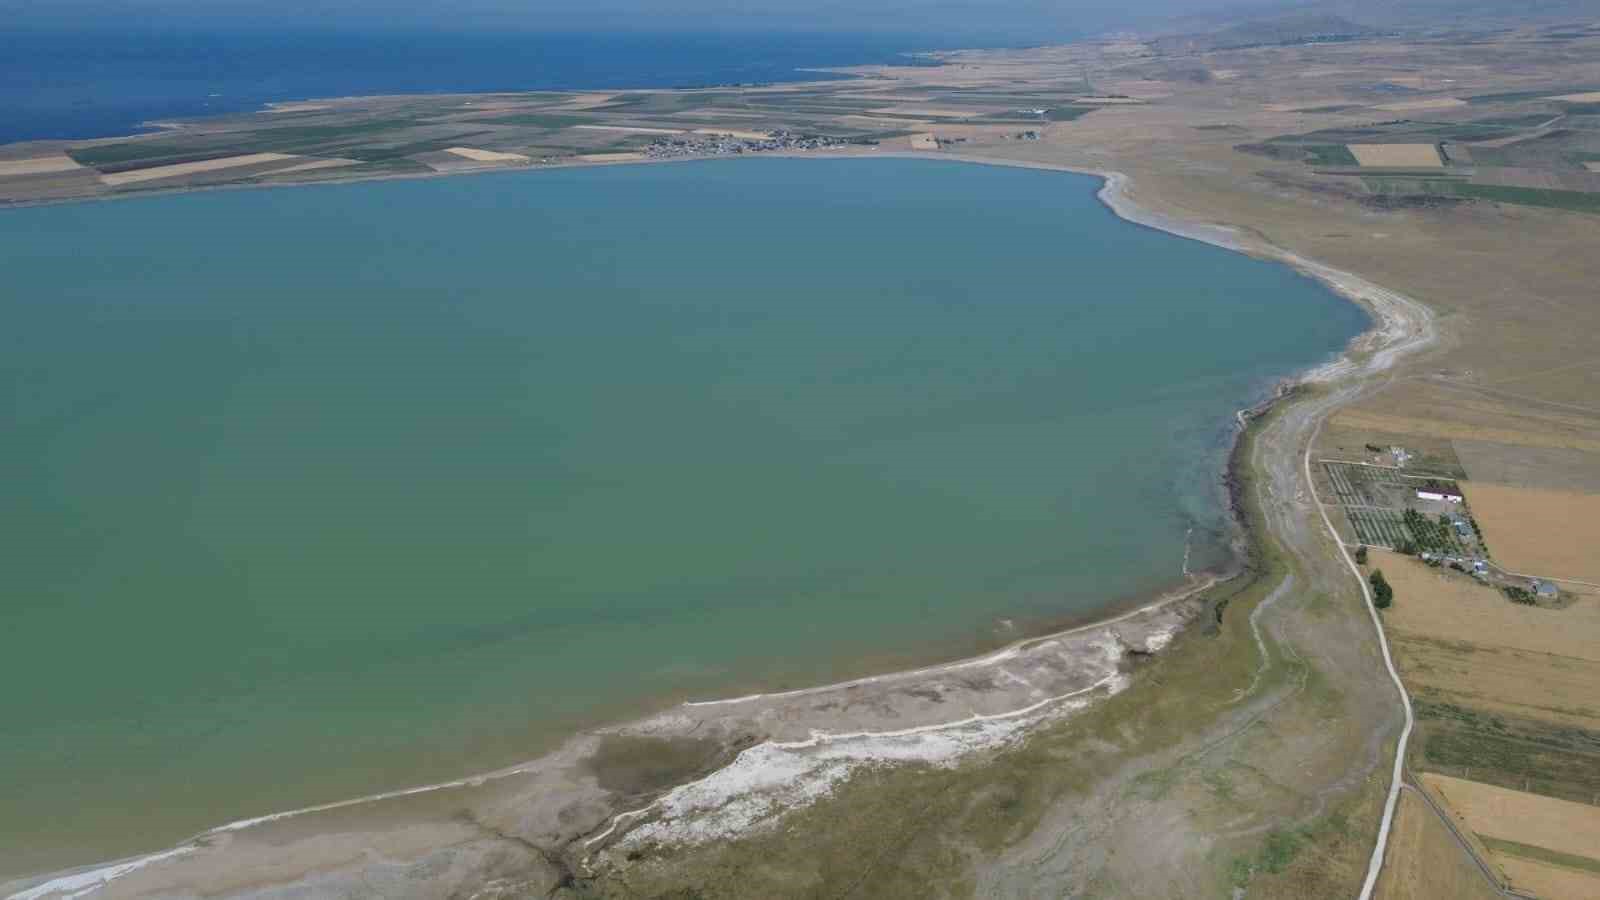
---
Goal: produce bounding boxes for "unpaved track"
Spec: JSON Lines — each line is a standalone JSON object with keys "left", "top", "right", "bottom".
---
{"left": 978, "top": 204, "right": 1435, "bottom": 895}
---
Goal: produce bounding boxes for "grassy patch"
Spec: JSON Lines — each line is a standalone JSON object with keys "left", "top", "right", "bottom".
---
{"left": 1045, "top": 106, "right": 1096, "bottom": 121}
{"left": 1304, "top": 144, "right": 1359, "bottom": 166}
{"left": 1466, "top": 87, "right": 1600, "bottom": 103}
{"left": 1457, "top": 183, "right": 1600, "bottom": 214}
{"left": 1482, "top": 836, "right": 1600, "bottom": 875}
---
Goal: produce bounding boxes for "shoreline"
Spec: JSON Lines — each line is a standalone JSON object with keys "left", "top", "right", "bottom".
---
{"left": 2, "top": 154, "right": 1429, "bottom": 900}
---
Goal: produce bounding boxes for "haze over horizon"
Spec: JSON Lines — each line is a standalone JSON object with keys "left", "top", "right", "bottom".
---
{"left": 0, "top": 0, "right": 1310, "bottom": 43}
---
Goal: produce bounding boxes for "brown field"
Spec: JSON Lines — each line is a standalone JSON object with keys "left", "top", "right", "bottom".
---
{"left": 442, "top": 147, "right": 529, "bottom": 162}
{"left": 98, "top": 152, "right": 299, "bottom": 185}
{"left": 1390, "top": 631, "right": 1600, "bottom": 728}
{"left": 571, "top": 124, "right": 684, "bottom": 135}
{"left": 1453, "top": 441, "right": 1600, "bottom": 493}
{"left": 1423, "top": 774, "right": 1600, "bottom": 862}
{"left": 1378, "top": 552, "right": 1600, "bottom": 661}
{"left": 265, "top": 158, "right": 359, "bottom": 175}
{"left": 0, "top": 155, "right": 83, "bottom": 177}
{"left": 1348, "top": 143, "right": 1442, "bottom": 167}
{"left": 690, "top": 128, "right": 772, "bottom": 141}
{"left": 1330, "top": 409, "right": 1600, "bottom": 454}
{"left": 1460, "top": 483, "right": 1600, "bottom": 582}
{"left": 1373, "top": 97, "right": 1468, "bottom": 111}
{"left": 574, "top": 152, "right": 648, "bottom": 162}
{"left": 1495, "top": 853, "right": 1600, "bottom": 899}
{"left": 1374, "top": 791, "right": 1502, "bottom": 900}
{"left": 871, "top": 106, "right": 982, "bottom": 118}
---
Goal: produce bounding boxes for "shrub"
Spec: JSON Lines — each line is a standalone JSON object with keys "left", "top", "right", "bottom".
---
{"left": 1369, "top": 569, "right": 1393, "bottom": 609}
{"left": 1354, "top": 545, "right": 1368, "bottom": 565}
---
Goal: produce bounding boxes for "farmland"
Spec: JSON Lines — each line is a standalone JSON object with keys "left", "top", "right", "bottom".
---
{"left": 1460, "top": 482, "right": 1600, "bottom": 582}
{"left": 1423, "top": 774, "right": 1600, "bottom": 899}
{"left": 1320, "top": 462, "right": 1478, "bottom": 554}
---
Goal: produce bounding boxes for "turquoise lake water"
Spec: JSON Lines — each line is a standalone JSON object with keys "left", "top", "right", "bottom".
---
{"left": 0, "top": 158, "right": 1368, "bottom": 876}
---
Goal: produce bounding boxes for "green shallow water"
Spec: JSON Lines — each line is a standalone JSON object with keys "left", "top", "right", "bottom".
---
{"left": 0, "top": 158, "right": 1367, "bottom": 876}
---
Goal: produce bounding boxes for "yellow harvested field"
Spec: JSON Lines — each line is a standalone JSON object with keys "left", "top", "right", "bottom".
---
{"left": 1329, "top": 410, "right": 1600, "bottom": 453}
{"left": 870, "top": 106, "right": 979, "bottom": 118}
{"left": 265, "top": 158, "right": 359, "bottom": 175}
{"left": 1375, "top": 791, "right": 1503, "bottom": 900}
{"left": 1374, "top": 97, "right": 1468, "bottom": 111}
{"left": 1494, "top": 853, "right": 1600, "bottom": 900}
{"left": 690, "top": 128, "right": 772, "bottom": 140}
{"left": 1390, "top": 631, "right": 1600, "bottom": 729}
{"left": 0, "top": 155, "right": 84, "bottom": 177}
{"left": 572, "top": 124, "right": 683, "bottom": 135}
{"left": 99, "top": 152, "right": 298, "bottom": 185}
{"left": 443, "top": 147, "right": 529, "bottom": 162}
{"left": 910, "top": 133, "right": 939, "bottom": 150}
{"left": 562, "top": 92, "right": 617, "bottom": 108}
{"left": 1377, "top": 552, "right": 1600, "bottom": 662}
{"left": 1550, "top": 91, "right": 1600, "bottom": 102}
{"left": 1348, "top": 143, "right": 1442, "bottom": 167}
{"left": 1424, "top": 774, "right": 1600, "bottom": 862}
{"left": 1461, "top": 482, "right": 1600, "bottom": 582}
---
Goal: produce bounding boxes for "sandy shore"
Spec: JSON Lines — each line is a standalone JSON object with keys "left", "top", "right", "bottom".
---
{"left": 1, "top": 157, "right": 1435, "bottom": 900}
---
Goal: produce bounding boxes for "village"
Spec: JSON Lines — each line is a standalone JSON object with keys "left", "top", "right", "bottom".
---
{"left": 1320, "top": 449, "right": 1564, "bottom": 604}
{"left": 643, "top": 130, "right": 854, "bottom": 159}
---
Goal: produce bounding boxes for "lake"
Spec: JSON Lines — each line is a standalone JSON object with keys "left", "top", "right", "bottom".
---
{"left": 0, "top": 157, "right": 1368, "bottom": 878}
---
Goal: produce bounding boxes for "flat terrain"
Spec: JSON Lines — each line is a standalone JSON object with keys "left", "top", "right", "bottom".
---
{"left": 1461, "top": 482, "right": 1600, "bottom": 581}
{"left": 8, "top": 12, "right": 1600, "bottom": 899}
{"left": 1425, "top": 773, "right": 1600, "bottom": 899}
{"left": 1373, "top": 791, "right": 1501, "bottom": 900}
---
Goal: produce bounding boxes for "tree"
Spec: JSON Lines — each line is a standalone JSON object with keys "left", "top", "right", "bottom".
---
{"left": 1354, "top": 545, "right": 1368, "bottom": 565}
{"left": 1369, "top": 569, "right": 1393, "bottom": 609}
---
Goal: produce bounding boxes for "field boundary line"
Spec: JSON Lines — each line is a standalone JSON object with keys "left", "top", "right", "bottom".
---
{"left": 1399, "top": 776, "right": 1537, "bottom": 900}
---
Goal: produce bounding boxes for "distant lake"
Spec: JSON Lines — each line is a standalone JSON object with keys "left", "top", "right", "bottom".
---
{"left": 0, "top": 158, "right": 1367, "bottom": 878}
{"left": 0, "top": 30, "right": 974, "bottom": 144}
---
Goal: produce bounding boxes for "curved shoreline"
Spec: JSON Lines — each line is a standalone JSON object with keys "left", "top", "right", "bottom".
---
{"left": 3, "top": 158, "right": 1431, "bottom": 900}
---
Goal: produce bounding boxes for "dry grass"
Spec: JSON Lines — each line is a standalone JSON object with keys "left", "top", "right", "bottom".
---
{"left": 690, "top": 128, "right": 772, "bottom": 140}
{"left": 1391, "top": 633, "right": 1600, "bottom": 728}
{"left": 1461, "top": 482, "right": 1600, "bottom": 581}
{"left": 1374, "top": 791, "right": 1502, "bottom": 900}
{"left": 1453, "top": 441, "right": 1600, "bottom": 493}
{"left": 1330, "top": 410, "right": 1600, "bottom": 453}
{"left": 1495, "top": 853, "right": 1600, "bottom": 899}
{"left": 98, "top": 152, "right": 298, "bottom": 185}
{"left": 1348, "top": 144, "right": 1442, "bottom": 167}
{"left": 0, "top": 155, "right": 82, "bottom": 177}
{"left": 571, "top": 124, "right": 684, "bottom": 135}
{"left": 1378, "top": 553, "right": 1600, "bottom": 661}
{"left": 1373, "top": 97, "right": 1467, "bottom": 111}
{"left": 1423, "top": 774, "right": 1600, "bottom": 862}
{"left": 910, "top": 133, "right": 939, "bottom": 150}
{"left": 265, "top": 158, "right": 359, "bottom": 175}
{"left": 443, "top": 147, "right": 529, "bottom": 162}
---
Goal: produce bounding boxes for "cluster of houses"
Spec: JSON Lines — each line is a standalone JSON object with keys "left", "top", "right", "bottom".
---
{"left": 643, "top": 131, "right": 850, "bottom": 159}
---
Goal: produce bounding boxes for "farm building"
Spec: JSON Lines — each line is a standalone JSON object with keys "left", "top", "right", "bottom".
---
{"left": 1417, "top": 489, "right": 1463, "bottom": 503}
{"left": 1532, "top": 579, "right": 1559, "bottom": 599}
